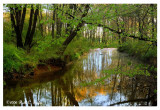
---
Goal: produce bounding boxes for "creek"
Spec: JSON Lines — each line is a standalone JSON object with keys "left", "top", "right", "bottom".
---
{"left": 3, "top": 48, "right": 157, "bottom": 106}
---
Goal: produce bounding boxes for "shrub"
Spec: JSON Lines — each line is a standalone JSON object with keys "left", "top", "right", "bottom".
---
{"left": 118, "top": 39, "right": 157, "bottom": 61}
{"left": 3, "top": 43, "right": 25, "bottom": 75}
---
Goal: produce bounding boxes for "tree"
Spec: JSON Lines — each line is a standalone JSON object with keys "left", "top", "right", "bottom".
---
{"left": 9, "top": 4, "right": 39, "bottom": 50}
{"left": 24, "top": 5, "right": 39, "bottom": 50}
{"left": 52, "top": 4, "right": 56, "bottom": 38}
{"left": 39, "top": 5, "right": 44, "bottom": 37}
{"left": 9, "top": 4, "right": 27, "bottom": 48}
{"left": 62, "top": 4, "right": 90, "bottom": 51}
{"left": 56, "top": 4, "right": 63, "bottom": 38}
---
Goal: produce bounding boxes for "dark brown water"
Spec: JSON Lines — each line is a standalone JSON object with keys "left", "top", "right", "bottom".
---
{"left": 3, "top": 48, "right": 157, "bottom": 106}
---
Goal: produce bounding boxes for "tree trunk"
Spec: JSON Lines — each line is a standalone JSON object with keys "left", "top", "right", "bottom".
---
{"left": 9, "top": 5, "right": 27, "bottom": 48}
{"left": 45, "top": 5, "right": 48, "bottom": 35}
{"left": 56, "top": 5, "right": 62, "bottom": 38}
{"left": 115, "top": 9, "right": 121, "bottom": 44}
{"left": 24, "top": 5, "right": 39, "bottom": 49}
{"left": 151, "top": 4, "right": 155, "bottom": 39}
{"left": 39, "top": 5, "right": 43, "bottom": 37}
{"left": 28, "top": 6, "right": 39, "bottom": 46}
{"left": 66, "top": 4, "right": 75, "bottom": 35}
{"left": 62, "top": 4, "right": 90, "bottom": 52}
{"left": 138, "top": 12, "right": 143, "bottom": 39}
{"left": 24, "top": 5, "right": 34, "bottom": 47}
{"left": 52, "top": 4, "right": 56, "bottom": 38}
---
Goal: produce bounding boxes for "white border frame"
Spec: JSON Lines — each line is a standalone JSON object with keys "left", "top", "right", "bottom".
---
{"left": 1, "top": 0, "right": 159, "bottom": 110}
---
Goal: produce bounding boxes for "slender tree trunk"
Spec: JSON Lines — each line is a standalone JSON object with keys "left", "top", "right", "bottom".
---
{"left": 24, "top": 5, "right": 34, "bottom": 47}
{"left": 121, "top": 17, "right": 126, "bottom": 43}
{"left": 56, "top": 5, "right": 62, "bottom": 38}
{"left": 39, "top": 5, "right": 43, "bottom": 37}
{"left": 15, "top": 6, "right": 23, "bottom": 47}
{"left": 115, "top": 9, "right": 121, "bottom": 44}
{"left": 45, "top": 5, "right": 48, "bottom": 35}
{"left": 20, "top": 5, "right": 27, "bottom": 35}
{"left": 138, "top": 12, "right": 143, "bottom": 38}
{"left": 151, "top": 4, "right": 155, "bottom": 39}
{"left": 131, "top": 17, "right": 133, "bottom": 35}
{"left": 29, "top": 6, "right": 39, "bottom": 45}
{"left": 52, "top": 4, "right": 56, "bottom": 38}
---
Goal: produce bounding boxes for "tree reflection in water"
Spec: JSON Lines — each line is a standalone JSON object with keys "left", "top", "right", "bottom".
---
{"left": 4, "top": 48, "right": 157, "bottom": 106}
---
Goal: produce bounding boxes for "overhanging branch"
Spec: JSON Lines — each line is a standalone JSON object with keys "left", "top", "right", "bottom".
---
{"left": 57, "top": 5, "right": 157, "bottom": 45}
{"left": 86, "top": 22, "right": 157, "bottom": 44}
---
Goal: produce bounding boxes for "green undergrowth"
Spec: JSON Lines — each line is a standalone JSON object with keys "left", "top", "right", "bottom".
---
{"left": 107, "top": 40, "right": 119, "bottom": 48}
{"left": 4, "top": 35, "right": 103, "bottom": 76}
{"left": 118, "top": 39, "right": 157, "bottom": 62}
{"left": 64, "top": 37, "right": 92, "bottom": 61}
{"left": 64, "top": 38, "right": 119, "bottom": 61}
{"left": 3, "top": 43, "right": 26, "bottom": 75}
{"left": 3, "top": 35, "right": 64, "bottom": 76}
{"left": 88, "top": 40, "right": 119, "bottom": 49}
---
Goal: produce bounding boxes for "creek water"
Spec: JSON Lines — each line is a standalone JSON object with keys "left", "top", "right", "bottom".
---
{"left": 3, "top": 48, "right": 157, "bottom": 106}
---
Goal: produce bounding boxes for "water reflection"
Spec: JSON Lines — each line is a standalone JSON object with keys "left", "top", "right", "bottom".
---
{"left": 4, "top": 48, "right": 157, "bottom": 106}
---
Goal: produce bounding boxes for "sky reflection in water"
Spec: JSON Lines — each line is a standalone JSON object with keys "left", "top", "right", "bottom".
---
{"left": 4, "top": 48, "right": 155, "bottom": 106}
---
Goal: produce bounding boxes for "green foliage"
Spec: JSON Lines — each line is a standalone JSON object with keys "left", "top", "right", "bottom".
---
{"left": 90, "top": 42, "right": 107, "bottom": 49}
{"left": 143, "top": 47, "right": 157, "bottom": 60}
{"left": 3, "top": 35, "right": 66, "bottom": 76}
{"left": 3, "top": 43, "right": 25, "bottom": 75}
{"left": 31, "top": 35, "right": 65, "bottom": 60}
{"left": 64, "top": 37, "right": 91, "bottom": 61}
{"left": 3, "top": 21, "right": 16, "bottom": 44}
{"left": 107, "top": 40, "right": 119, "bottom": 48}
{"left": 88, "top": 40, "right": 119, "bottom": 49}
{"left": 118, "top": 39, "right": 157, "bottom": 62}
{"left": 128, "top": 61, "right": 132, "bottom": 66}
